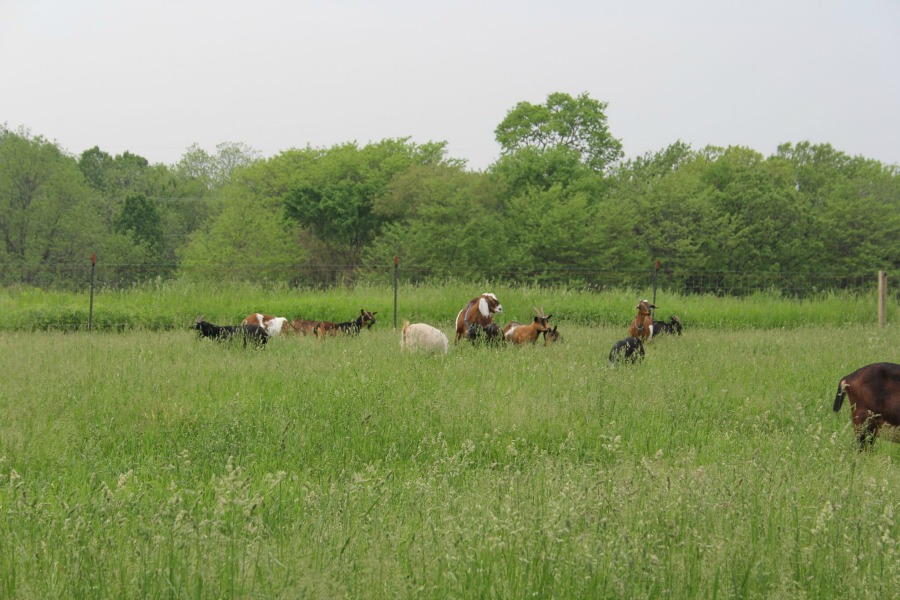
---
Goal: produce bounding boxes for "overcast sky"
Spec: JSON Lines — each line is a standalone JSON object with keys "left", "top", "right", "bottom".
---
{"left": 1, "top": 0, "right": 898, "bottom": 170}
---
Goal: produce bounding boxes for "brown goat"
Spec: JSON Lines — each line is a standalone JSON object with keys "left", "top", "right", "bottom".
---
{"left": 291, "top": 318, "right": 320, "bottom": 336}
{"left": 833, "top": 362, "right": 900, "bottom": 450}
{"left": 502, "top": 307, "right": 553, "bottom": 345}
{"left": 314, "top": 309, "right": 377, "bottom": 339}
{"left": 628, "top": 299, "right": 656, "bottom": 342}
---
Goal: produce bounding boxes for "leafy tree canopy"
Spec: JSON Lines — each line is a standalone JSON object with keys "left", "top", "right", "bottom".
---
{"left": 494, "top": 92, "right": 623, "bottom": 173}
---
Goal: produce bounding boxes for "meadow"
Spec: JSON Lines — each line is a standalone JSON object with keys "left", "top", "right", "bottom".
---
{"left": 1, "top": 284, "right": 898, "bottom": 598}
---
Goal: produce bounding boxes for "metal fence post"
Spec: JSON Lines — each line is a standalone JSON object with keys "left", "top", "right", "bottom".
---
{"left": 652, "top": 260, "right": 659, "bottom": 318}
{"left": 393, "top": 256, "right": 399, "bottom": 329}
{"left": 88, "top": 254, "right": 96, "bottom": 332}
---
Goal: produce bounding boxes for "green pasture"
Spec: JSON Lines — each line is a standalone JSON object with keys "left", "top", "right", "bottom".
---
{"left": 0, "top": 316, "right": 898, "bottom": 598}
{"left": 0, "top": 280, "right": 896, "bottom": 331}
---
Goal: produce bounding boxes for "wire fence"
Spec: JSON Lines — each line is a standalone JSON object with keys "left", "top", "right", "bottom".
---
{"left": 0, "top": 261, "right": 893, "bottom": 299}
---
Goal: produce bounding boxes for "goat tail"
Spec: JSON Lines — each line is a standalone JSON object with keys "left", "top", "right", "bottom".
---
{"left": 833, "top": 380, "right": 848, "bottom": 412}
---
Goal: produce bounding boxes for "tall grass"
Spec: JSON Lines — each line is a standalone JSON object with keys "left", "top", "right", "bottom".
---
{"left": 1, "top": 323, "right": 898, "bottom": 598}
{"left": 0, "top": 280, "right": 895, "bottom": 331}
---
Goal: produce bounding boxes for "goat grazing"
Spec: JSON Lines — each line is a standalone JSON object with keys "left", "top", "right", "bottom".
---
{"left": 502, "top": 307, "right": 553, "bottom": 345}
{"left": 833, "top": 362, "right": 900, "bottom": 449}
{"left": 543, "top": 325, "right": 560, "bottom": 345}
{"left": 628, "top": 299, "right": 656, "bottom": 342}
{"left": 290, "top": 318, "right": 320, "bottom": 336}
{"left": 652, "top": 315, "right": 682, "bottom": 336}
{"left": 194, "top": 316, "right": 268, "bottom": 348}
{"left": 242, "top": 313, "right": 292, "bottom": 335}
{"left": 465, "top": 323, "right": 504, "bottom": 345}
{"left": 400, "top": 321, "right": 449, "bottom": 354}
{"left": 608, "top": 336, "right": 644, "bottom": 365}
{"left": 454, "top": 293, "right": 503, "bottom": 344}
{"left": 314, "top": 309, "right": 378, "bottom": 338}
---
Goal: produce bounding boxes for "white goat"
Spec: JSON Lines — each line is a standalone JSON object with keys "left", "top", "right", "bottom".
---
{"left": 401, "top": 321, "right": 449, "bottom": 354}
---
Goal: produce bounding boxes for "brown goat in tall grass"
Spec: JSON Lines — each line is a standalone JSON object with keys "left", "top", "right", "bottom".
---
{"left": 502, "top": 307, "right": 553, "bottom": 345}
{"left": 628, "top": 299, "right": 656, "bottom": 342}
{"left": 833, "top": 362, "right": 900, "bottom": 450}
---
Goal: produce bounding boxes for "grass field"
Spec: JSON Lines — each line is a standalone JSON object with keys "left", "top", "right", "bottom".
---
{"left": 1, "top": 310, "right": 898, "bottom": 598}
{"left": 1, "top": 280, "right": 896, "bottom": 331}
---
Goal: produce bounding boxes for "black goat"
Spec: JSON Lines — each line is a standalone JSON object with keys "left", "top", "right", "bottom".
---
{"left": 608, "top": 336, "right": 645, "bottom": 365}
{"left": 466, "top": 322, "right": 504, "bottom": 345}
{"left": 652, "top": 315, "right": 683, "bottom": 336}
{"left": 194, "top": 316, "right": 268, "bottom": 348}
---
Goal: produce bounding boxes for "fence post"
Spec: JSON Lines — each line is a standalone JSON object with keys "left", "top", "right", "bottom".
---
{"left": 88, "top": 254, "right": 96, "bottom": 333}
{"left": 877, "top": 270, "right": 887, "bottom": 328}
{"left": 393, "top": 256, "right": 399, "bottom": 330}
{"left": 652, "top": 260, "right": 659, "bottom": 319}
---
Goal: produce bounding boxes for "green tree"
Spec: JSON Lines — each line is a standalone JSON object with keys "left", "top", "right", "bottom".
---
{"left": 177, "top": 149, "right": 313, "bottom": 283}
{"left": 114, "top": 193, "right": 164, "bottom": 257}
{"left": 178, "top": 194, "right": 304, "bottom": 283}
{"left": 494, "top": 92, "right": 623, "bottom": 173}
{"left": 176, "top": 142, "right": 261, "bottom": 190}
{"left": 283, "top": 138, "right": 452, "bottom": 276}
{"left": 365, "top": 165, "right": 506, "bottom": 278}
{"left": 0, "top": 126, "right": 101, "bottom": 286}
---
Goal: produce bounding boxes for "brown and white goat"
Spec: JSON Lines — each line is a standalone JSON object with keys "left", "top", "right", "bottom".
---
{"left": 628, "top": 300, "right": 656, "bottom": 342}
{"left": 454, "top": 293, "right": 503, "bottom": 344}
{"left": 502, "top": 307, "right": 553, "bottom": 345}
{"left": 833, "top": 362, "right": 900, "bottom": 450}
{"left": 401, "top": 321, "right": 449, "bottom": 354}
{"left": 242, "top": 313, "right": 292, "bottom": 336}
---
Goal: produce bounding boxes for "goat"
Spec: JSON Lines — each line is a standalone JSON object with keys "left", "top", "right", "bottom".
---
{"left": 242, "top": 313, "right": 292, "bottom": 336}
{"left": 833, "top": 362, "right": 900, "bottom": 450}
{"left": 313, "top": 309, "right": 377, "bottom": 338}
{"left": 465, "top": 322, "right": 504, "bottom": 346}
{"left": 290, "top": 318, "right": 320, "bottom": 336}
{"left": 454, "top": 293, "right": 503, "bottom": 344}
{"left": 400, "top": 321, "right": 449, "bottom": 354}
{"left": 652, "top": 315, "right": 682, "bottom": 336}
{"left": 194, "top": 316, "right": 268, "bottom": 348}
{"left": 608, "top": 336, "right": 644, "bottom": 365}
{"left": 543, "top": 325, "right": 560, "bottom": 345}
{"left": 502, "top": 307, "right": 553, "bottom": 345}
{"left": 628, "top": 299, "right": 656, "bottom": 342}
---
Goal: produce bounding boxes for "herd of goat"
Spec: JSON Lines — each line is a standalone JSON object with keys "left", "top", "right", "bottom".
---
{"left": 193, "top": 292, "right": 898, "bottom": 451}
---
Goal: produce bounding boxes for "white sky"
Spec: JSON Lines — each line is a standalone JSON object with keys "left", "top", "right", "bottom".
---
{"left": 1, "top": 0, "right": 898, "bottom": 170}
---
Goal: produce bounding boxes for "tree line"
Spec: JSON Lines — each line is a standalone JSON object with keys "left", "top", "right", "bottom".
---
{"left": 2, "top": 92, "right": 897, "bottom": 293}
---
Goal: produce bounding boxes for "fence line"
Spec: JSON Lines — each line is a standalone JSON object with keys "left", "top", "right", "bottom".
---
{"left": 0, "top": 261, "right": 893, "bottom": 299}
